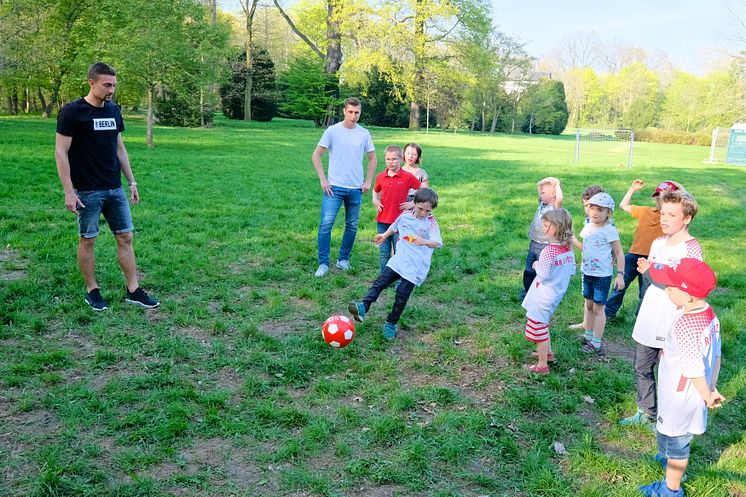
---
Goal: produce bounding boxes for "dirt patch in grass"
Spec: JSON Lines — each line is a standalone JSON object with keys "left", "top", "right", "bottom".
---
{"left": 174, "top": 325, "right": 212, "bottom": 345}
{"left": 214, "top": 367, "right": 246, "bottom": 394}
{"left": 602, "top": 338, "right": 635, "bottom": 363}
{"left": 260, "top": 319, "right": 316, "bottom": 338}
{"left": 0, "top": 248, "right": 27, "bottom": 281}
{"left": 346, "top": 484, "right": 408, "bottom": 496}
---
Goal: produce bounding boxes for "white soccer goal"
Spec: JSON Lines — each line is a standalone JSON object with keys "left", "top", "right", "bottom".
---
{"left": 705, "top": 127, "right": 729, "bottom": 164}
{"left": 573, "top": 128, "right": 634, "bottom": 168}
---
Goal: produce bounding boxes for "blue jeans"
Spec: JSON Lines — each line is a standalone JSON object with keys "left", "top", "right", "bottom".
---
{"left": 377, "top": 222, "right": 399, "bottom": 273}
{"left": 76, "top": 187, "right": 134, "bottom": 238}
{"left": 605, "top": 252, "right": 649, "bottom": 318}
{"left": 317, "top": 186, "right": 362, "bottom": 265}
{"left": 522, "top": 240, "right": 547, "bottom": 294}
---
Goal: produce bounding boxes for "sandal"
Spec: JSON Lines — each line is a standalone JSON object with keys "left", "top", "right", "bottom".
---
{"left": 531, "top": 351, "right": 555, "bottom": 362}
{"left": 523, "top": 363, "right": 549, "bottom": 375}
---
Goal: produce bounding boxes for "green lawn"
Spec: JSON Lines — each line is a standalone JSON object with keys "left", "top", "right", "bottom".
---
{"left": 1, "top": 115, "right": 744, "bottom": 497}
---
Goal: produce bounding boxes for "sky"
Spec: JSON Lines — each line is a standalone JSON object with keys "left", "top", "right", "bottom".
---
{"left": 491, "top": 0, "right": 744, "bottom": 75}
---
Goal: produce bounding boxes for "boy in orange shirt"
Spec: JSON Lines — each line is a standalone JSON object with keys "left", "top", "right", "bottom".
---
{"left": 605, "top": 180, "right": 680, "bottom": 321}
{"left": 372, "top": 145, "right": 421, "bottom": 272}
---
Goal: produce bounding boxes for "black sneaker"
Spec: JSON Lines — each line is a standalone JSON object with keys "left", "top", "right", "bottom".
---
{"left": 85, "top": 288, "right": 108, "bottom": 311}
{"left": 125, "top": 287, "right": 160, "bottom": 309}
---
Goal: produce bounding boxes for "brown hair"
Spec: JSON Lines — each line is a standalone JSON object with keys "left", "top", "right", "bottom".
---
{"left": 542, "top": 208, "right": 574, "bottom": 246}
{"left": 344, "top": 97, "right": 361, "bottom": 109}
{"left": 414, "top": 187, "right": 438, "bottom": 208}
{"left": 88, "top": 62, "right": 116, "bottom": 81}
{"left": 582, "top": 185, "right": 605, "bottom": 201}
{"left": 660, "top": 190, "right": 698, "bottom": 220}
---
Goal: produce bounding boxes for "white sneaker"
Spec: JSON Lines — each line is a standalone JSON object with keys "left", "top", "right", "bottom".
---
{"left": 335, "top": 260, "right": 351, "bottom": 271}
{"left": 314, "top": 264, "right": 329, "bottom": 277}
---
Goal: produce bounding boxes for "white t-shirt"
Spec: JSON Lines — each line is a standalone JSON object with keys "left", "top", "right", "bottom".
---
{"left": 632, "top": 236, "right": 703, "bottom": 347}
{"left": 657, "top": 305, "right": 721, "bottom": 436}
{"left": 579, "top": 223, "right": 620, "bottom": 277}
{"left": 522, "top": 244, "right": 576, "bottom": 323}
{"left": 317, "top": 122, "right": 375, "bottom": 188}
{"left": 387, "top": 211, "right": 442, "bottom": 286}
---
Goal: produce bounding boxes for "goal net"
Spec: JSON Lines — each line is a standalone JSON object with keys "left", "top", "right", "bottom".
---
{"left": 573, "top": 128, "right": 634, "bottom": 168}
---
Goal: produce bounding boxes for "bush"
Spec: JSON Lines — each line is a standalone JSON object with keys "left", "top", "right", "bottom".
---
{"left": 634, "top": 127, "right": 711, "bottom": 146}
{"left": 155, "top": 85, "right": 210, "bottom": 127}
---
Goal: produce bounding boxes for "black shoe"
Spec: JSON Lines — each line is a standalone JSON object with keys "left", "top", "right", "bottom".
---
{"left": 125, "top": 287, "right": 160, "bottom": 309}
{"left": 85, "top": 288, "right": 108, "bottom": 311}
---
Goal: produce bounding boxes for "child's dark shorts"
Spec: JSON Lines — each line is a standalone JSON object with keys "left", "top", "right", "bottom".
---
{"left": 582, "top": 274, "right": 612, "bottom": 305}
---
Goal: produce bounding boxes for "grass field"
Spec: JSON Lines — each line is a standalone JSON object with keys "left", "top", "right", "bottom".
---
{"left": 1, "top": 115, "right": 745, "bottom": 497}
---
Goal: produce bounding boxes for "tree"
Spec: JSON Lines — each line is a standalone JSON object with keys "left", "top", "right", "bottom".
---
{"left": 605, "top": 62, "right": 660, "bottom": 127}
{"left": 349, "top": 66, "right": 408, "bottom": 128}
{"left": 238, "top": 0, "right": 259, "bottom": 121}
{"left": 278, "top": 52, "right": 337, "bottom": 126}
{"left": 519, "top": 79, "right": 568, "bottom": 135}
{"left": 658, "top": 71, "right": 704, "bottom": 132}
{"left": 221, "top": 47, "right": 279, "bottom": 122}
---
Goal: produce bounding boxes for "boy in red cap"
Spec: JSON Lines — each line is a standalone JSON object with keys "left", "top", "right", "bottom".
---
{"left": 639, "top": 258, "right": 724, "bottom": 497}
{"left": 605, "top": 180, "right": 681, "bottom": 321}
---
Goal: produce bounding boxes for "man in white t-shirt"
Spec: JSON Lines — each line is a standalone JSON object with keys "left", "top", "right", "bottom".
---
{"left": 311, "top": 97, "right": 377, "bottom": 277}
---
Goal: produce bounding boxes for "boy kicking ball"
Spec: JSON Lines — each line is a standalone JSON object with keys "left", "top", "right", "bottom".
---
{"left": 349, "top": 188, "right": 442, "bottom": 340}
{"left": 639, "top": 258, "right": 724, "bottom": 497}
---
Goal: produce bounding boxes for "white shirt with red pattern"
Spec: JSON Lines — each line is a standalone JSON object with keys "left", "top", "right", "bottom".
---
{"left": 657, "top": 304, "right": 721, "bottom": 436}
{"left": 522, "top": 243, "right": 576, "bottom": 323}
{"left": 632, "top": 236, "right": 703, "bottom": 348}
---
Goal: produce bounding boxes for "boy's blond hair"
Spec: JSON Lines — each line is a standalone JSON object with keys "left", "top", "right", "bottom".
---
{"left": 537, "top": 177, "right": 557, "bottom": 194}
{"left": 542, "top": 208, "right": 574, "bottom": 246}
{"left": 384, "top": 145, "right": 403, "bottom": 158}
{"left": 660, "top": 190, "right": 698, "bottom": 220}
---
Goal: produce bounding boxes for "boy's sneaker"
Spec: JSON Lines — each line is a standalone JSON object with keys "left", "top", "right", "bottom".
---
{"left": 314, "top": 264, "right": 329, "bottom": 277}
{"left": 85, "top": 288, "right": 108, "bottom": 311}
{"left": 581, "top": 341, "right": 604, "bottom": 355}
{"left": 348, "top": 301, "right": 366, "bottom": 322}
{"left": 125, "top": 287, "right": 160, "bottom": 309}
{"left": 639, "top": 478, "right": 684, "bottom": 497}
{"left": 620, "top": 409, "right": 655, "bottom": 427}
{"left": 383, "top": 322, "right": 397, "bottom": 340}
{"left": 335, "top": 260, "right": 351, "bottom": 271}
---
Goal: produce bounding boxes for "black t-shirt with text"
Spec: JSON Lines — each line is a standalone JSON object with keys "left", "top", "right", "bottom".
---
{"left": 56, "top": 98, "right": 125, "bottom": 190}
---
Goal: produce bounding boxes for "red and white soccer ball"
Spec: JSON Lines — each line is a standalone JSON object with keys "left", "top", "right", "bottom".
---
{"left": 322, "top": 315, "right": 355, "bottom": 348}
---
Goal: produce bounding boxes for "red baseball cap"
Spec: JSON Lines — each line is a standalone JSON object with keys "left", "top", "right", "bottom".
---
{"left": 652, "top": 181, "right": 679, "bottom": 197}
{"left": 648, "top": 258, "right": 716, "bottom": 298}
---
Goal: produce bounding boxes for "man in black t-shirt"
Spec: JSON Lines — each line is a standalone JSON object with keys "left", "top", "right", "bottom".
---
{"left": 55, "top": 62, "right": 159, "bottom": 311}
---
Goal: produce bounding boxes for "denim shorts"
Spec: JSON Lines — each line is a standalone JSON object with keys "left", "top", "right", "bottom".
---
{"left": 76, "top": 187, "right": 134, "bottom": 238}
{"left": 582, "top": 274, "right": 612, "bottom": 305}
{"left": 656, "top": 431, "right": 693, "bottom": 460}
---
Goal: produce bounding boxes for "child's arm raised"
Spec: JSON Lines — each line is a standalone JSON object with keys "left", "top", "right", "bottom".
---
{"left": 553, "top": 179, "right": 563, "bottom": 208}
{"left": 619, "top": 179, "right": 644, "bottom": 214}
{"left": 611, "top": 239, "right": 625, "bottom": 290}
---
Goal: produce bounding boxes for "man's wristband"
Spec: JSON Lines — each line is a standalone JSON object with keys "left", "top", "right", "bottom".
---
{"left": 128, "top": 181, "right": 137, "bottom": 187}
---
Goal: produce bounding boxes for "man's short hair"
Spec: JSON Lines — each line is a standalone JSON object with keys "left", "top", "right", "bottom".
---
{"left": 344, "top": 97, "right": 361, "bottom": 109}
{"left": 88, "top": 62, "right": 117, "bottom": 81}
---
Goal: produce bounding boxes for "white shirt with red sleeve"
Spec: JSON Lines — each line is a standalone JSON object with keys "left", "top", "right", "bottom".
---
{"left": 656, "top": 305, "right": 721, "bottom": 436}
{"left": 522, "top": 244, "right": 576, "bottom": 323}
{"left": 632, "top": 236, "right": 703, "bottom": 348}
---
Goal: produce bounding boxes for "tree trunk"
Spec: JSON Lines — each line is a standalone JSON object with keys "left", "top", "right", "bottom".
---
{"left": 38, "top": 88, "right": 48, "bottom": 117}
{"left": 44, "top": 83, "right": 60, "bottom": 118}
{"left": 490, "top": 105, "right": 500, "bottom": 133}
{"left": 147, "top": 86, "right": 154, "bottom": 148}
{"left": 242, "top": 0, "right": 259, "bottom": 121}
{"left": 322, "top": 0, "right": 342, "bottom": 127}
{"left": 409, "top": 0, "right": 425, "bottom": 130}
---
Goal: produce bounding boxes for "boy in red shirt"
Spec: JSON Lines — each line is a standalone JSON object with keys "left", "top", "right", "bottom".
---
{"left": 372, "top": 145, "right": 421, "bottom": 272}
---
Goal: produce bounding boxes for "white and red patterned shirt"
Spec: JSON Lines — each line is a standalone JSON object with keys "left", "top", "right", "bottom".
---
{"left": 522, "top": 244, "right": 576, "bottom": 323}
{"left": 657, "top": 305, "right": 721, "bottom": 436}
{"left": 632, "top": 236, "right": 703, "bottom": 347}
{"left": 388, "top": 211, "right": 442, "bottom": 286}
